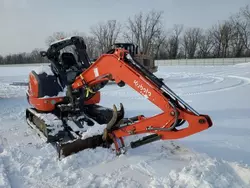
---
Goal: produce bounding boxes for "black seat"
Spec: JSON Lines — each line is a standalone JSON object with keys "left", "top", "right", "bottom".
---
{"left": 61, "top": 52, "right": 78, "bottom": 70}
{"left": 60, "top": 52, "right": 81, "bottom": 85}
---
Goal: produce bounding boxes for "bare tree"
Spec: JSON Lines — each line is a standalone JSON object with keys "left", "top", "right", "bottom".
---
{"left": 45, "top": 32, "right": 68, "bottom": 46}
{"left": 229, "top": 14, "right": 247, "bottom": 57}
{"left": 210, "top": 21, "right": 234, "bottom": 57}
{"left": 182, "top": 27, "right": 202, "bottom": 58}
{"left": 240, "top": 5, "right": 250, "bottom": 51}
{"left": 197, "top": 30, "right": 214, "bottom": 58}
{"left": 90, "top": 20, "right": 121, "bottom": 53}
{"left": 151, "top": 31, "right": 167, "bottom": 58}
{"left": 83, "top": 36, "right": 99, "bottom": 59}
{"left": 0, "top": 55, "right": 3, "bottom": 64}
{"left": 207, "top": 5, "right": 250, "bottom": 58}
{"left": 242, "top": 4, "right": 250, "bottom": 20}
{"left": 164, "top": 24, "right": 183, "bottom": 59}
{"left": 29, "top": 49, "right": 47, "bottom": 63}
{"left": 123, "top": 10, "right": 164, "bottom": 55}
{"left": 0, "top": 51, "right": 47, "bottom": 65}
{"left": 157, "top": 25, "right": 184, "bottom": 59}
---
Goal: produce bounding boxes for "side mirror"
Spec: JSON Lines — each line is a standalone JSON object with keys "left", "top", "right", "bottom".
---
{"left": 40, "top": 51, "right": 47, "bottom": 57}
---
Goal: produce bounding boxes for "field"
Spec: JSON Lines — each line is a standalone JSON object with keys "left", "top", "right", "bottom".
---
{"left": 0, "top": 63, "right": 250, "bottom": 187}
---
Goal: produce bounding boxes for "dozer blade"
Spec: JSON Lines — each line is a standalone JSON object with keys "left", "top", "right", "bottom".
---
{"left": 56, "top": 135, "right": 106, "bottom": 158}
{"left": 56, "top": 104, "right": 125, "bottom": 159}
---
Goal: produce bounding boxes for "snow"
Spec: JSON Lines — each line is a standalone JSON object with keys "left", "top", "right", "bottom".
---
{"left": 50, "top": 36, "right": 73, "bottom": 45}
{"left": 35, "top": 64, "right": 54, "bottom": 76}
{"left": 0, "top": 63, "right": 250, "bottom": 187}
{"left": 27, "top": 109, "right": 64, "bottom": 137}
{"left": 80, "top": 124, "right": 106, "bottom": 139}
{"left": 41, "top": 87, "right": 67, "bottom": 98}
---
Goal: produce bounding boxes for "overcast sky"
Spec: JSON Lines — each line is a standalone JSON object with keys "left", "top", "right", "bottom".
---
{"left": 0, "top": 0, "right": 249, "bottom": 55}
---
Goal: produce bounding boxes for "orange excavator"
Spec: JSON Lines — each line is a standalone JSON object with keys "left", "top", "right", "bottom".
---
{"left": 26, "top": 36, "right": 212, "bottom": 158}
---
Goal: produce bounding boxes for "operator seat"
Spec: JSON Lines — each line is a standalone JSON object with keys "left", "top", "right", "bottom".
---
{"left": 61, "top": 52, "right": 78, "bottom": 69}
{"left": 60, "top": 52, "right": 82, "bottom": 85}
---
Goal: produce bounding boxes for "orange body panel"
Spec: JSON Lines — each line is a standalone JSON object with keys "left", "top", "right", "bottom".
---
{"left": 27, "top": 92, "right": 100, "bottom": 112}
{"left": 27, "top": 70, "right": 101, "bottom": 112}
{"left": 28, "top": 72, "right": 39, "bottom": 98}
{"left": 28, "top": 95, "right": 64, "bottom": 111}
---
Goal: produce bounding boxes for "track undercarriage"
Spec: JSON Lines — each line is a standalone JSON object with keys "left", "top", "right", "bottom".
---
{"left": 26, "top": 104, "right": 119, "bottom": 158}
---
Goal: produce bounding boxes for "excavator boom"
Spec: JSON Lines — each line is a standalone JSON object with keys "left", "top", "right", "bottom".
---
{"left": 71, "top": 48, "right": 213, "bottom": 153}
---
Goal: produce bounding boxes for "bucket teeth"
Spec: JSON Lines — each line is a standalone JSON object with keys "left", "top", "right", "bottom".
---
{"left": 106, "top": 103, "right": 124, "bottom": 131}
{"left": 117, "top": 103, "right": 124, "bottom": 121}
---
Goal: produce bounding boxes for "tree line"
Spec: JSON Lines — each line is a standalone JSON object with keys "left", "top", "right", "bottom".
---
{"left": 1, "top": 5, "right": 249, "bottom": 64}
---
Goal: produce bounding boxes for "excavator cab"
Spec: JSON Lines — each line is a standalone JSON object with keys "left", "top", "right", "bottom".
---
{"left": 40, "top": 37, "right": 93, "bottom": 87}
{"left": 111, "top": 43, "right": 158, "bottom": 73}
{"left": 45, "top": 36, "right": 92, "bottom": 70}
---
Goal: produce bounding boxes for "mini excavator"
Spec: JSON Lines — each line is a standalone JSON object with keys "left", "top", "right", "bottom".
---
{"left": 26, "top": 36, "right": 213, "bottom": 158}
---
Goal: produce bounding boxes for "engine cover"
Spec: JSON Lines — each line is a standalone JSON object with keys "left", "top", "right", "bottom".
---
{"left": 28, "top": 70, "right": 64, "bottom": 98}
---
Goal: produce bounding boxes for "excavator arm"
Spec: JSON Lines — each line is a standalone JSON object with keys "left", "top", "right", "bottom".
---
{"left": 71, "top": 48, "right": 213, "bottom": 153}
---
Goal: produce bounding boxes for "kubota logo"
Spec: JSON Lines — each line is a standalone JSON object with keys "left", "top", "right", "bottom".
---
{"left": 134, "top": 80, "right": 152, "bottom": 97}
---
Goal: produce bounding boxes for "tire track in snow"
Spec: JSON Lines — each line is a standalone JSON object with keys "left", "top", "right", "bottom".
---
{"left": 101, "top": 74, "right": 250, "bottom": 99}
{"left": 0, "top": 135, "right": 33, "bottom": 188}
{"left": 0, "top": 136, "right": 12, "bottom": 188}
{"left": 182, "top": 75, "right": 250, "bottom": 96}
{"left": 158, "top": 71, "right": 250, "bottom": 96}
{"left": 159, "top": 73, "right": 222, "bottom": 89}
{"left": 173, "top": 75, "right": 224, "bottom": 89}
{"left": 84, "top": 141, "right": 192, "bottom": 187}
{"left": 0, "top": 83, "right": 27, "bottom": 98}
{"left": 0, "top": 101, "right": 62, "bottom": 187}
{"left": 0, "top": 140, "right": 62, "bottom": 188}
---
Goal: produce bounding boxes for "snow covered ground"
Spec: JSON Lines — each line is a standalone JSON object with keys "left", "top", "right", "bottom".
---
{"left": 0, "top": 63, "right": 250, "bottom": 187}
